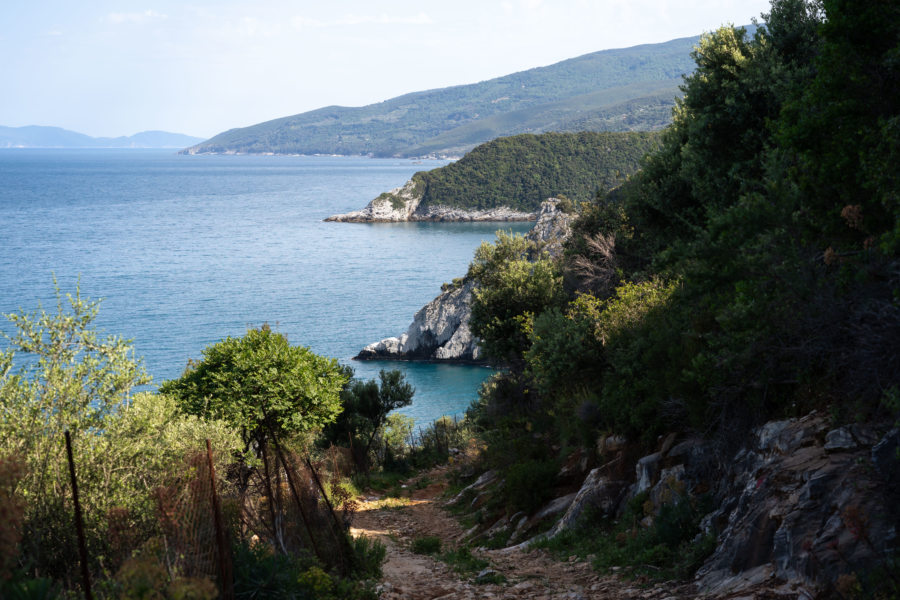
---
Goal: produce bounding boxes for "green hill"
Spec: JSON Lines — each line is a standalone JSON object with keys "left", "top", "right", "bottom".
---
{"left": 184, "top": 34, "right": 701, "bottom": 158}
{"left": 414, "top": 131, "right": 660, "bottom": 212}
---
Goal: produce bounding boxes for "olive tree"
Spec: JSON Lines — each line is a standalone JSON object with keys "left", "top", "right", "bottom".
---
{"left": 160, "top": 326, "right": 349, "bottom": 450}
{"left": 0, "top": 284, "right": 241, "bottom": 581}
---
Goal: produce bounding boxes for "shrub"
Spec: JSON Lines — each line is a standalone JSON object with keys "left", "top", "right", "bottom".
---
{"left": 411, "top": 536, "right": 442, "bottom": 555}
{"left": 503, "top": 459, "right": 559, "bottom": 514}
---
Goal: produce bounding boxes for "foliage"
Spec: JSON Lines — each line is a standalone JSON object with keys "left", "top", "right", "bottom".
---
{"left": 502, "top": 459, "right": 559, "bottom": 514}
{"left": 231, "top": 540, "right": 375, "bottom": 600}
{"left": 439, "top": 546, "right": 489, "bottom": 577}
{"left": 469, "top": 232, "right": 566, "bottom": 363}
{"left": 322, "top": 369, "right": 414, "bottom": 472}
{"left": 0, "top": 456, "right": 24, "bottom": 579}
{"left": 377, "top": 413, "right": 415, "bottom": 472}
{"left": 406, "top": 416, "right": 475, "bottom": 469}
{"left": 349, "top": 535, "right": 386, "bottom": 581}
{"left": 113, "top": 553, "right": 217, "bottom": 600}
{"left": 0, "top": 286, "right": 242, "bottom": 582}
{"left": 535, "top": 493, "right": 714, "bottom": 580}
{"left": 0, "top": 574, "right": 60, "bottom": 600}
{"left": 473, "top": 0, "right": 898, "bottom": 457}
{"left": 411, "top": 536, "right": 442, "bottom": 555}
{"left": 463, "top": 7, "right": 898, "bottom": 581}
{"left": 160, "top": 326, "right": 349, "bottom": 448}
{"left": 413, "top": 132, "right": 659, "bottom": 212}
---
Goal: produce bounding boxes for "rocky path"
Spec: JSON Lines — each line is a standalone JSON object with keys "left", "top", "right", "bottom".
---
{"left": 349, "top": 467, "right": 693, "bottom": 600}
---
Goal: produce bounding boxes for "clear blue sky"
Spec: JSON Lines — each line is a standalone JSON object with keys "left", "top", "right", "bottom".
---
{"left": 1, "top": 0, "right": 772, "bottom": 139}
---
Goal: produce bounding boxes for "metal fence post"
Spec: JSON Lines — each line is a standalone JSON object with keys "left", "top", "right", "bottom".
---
{"left": 64, "top": 430, "right": 93, "bottom": 600}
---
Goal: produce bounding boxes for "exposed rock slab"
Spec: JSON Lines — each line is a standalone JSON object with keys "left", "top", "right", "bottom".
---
{"left": 695, "top": 413, "right": 898, "bottom": 596}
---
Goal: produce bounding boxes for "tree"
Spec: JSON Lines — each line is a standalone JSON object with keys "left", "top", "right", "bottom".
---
{"left": 468, "top": 232, "right": 566, "bottom": 363}
{"left": 322, "top": 369, "right": 414, "bottom": 471}
{"left": 0, "top": 284, "right": 151, "bottom": 511}
{"left": 160, "top": 326, "right": 348, "bottom": 450}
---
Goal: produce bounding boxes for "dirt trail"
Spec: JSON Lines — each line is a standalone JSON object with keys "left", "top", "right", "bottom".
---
{"left": 350, "top": 466, "right": 693, "bottom": 600}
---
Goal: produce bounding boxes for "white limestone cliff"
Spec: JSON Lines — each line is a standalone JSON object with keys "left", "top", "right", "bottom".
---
{"left": 355, "top": 199, "right": 572, "bottom": 362}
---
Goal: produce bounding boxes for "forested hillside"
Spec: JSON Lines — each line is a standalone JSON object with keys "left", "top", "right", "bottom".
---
{"left": 183, "top": 34, "right": 701, "bottom": 157}
{"left": 459, "top": 0, "right": 899, "bottom": 582}
{"left": 413, "top": 132, "right": 659, "bottom": 212}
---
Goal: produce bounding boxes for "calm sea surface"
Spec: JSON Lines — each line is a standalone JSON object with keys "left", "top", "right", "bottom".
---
{"left": 0, "top": 149, "right": 530, "bottom": 425}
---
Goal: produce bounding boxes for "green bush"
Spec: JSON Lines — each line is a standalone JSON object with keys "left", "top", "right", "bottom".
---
{"left": 411, "top": 536, "right": 442, "bottom": 555}
{"left": 503, "top": 459, "right": 559, "bottom": 514}
{"left": 350, "top": 535, "right": 386, "bottom": 580}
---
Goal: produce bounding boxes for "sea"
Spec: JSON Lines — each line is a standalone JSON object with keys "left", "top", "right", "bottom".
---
{"left": 0, "top": 149, "right": 531, "bottom": 426}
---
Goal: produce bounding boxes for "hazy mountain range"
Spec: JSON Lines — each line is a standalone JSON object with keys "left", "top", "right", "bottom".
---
{"left": 0, "top": 126, "right": 204, "bottom": 149}
{"left": 185, "top": 29, "right": 750, "bottom": 158}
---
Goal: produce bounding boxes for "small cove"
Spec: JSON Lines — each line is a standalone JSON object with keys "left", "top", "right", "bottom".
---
{"left": 0, "top": 149, "right": 532, "bottom": 425}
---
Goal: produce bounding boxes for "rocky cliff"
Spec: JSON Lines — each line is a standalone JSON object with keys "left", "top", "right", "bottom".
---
{"left": 325, "top": 177, "right": 536, "bottom": 223}
{"left": 356, "top": 199, "right": 573, "bottom": 362}
{"left": 451, "top": 413, "right": 900, "bottom": 598}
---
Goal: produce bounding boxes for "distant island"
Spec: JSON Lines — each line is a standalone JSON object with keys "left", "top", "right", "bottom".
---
{"left": 326, "top": 131, "right": 659, "bottom": 222}
{"left": 0, "top": 126, "right": 204, "bottom": 149}
{"left": 182, "top": 32, "right": 719, "bottom": 158}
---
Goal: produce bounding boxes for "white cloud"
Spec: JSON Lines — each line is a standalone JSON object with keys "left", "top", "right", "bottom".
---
{"left": 107, "top": 10, "right": 168, "bottom": 25}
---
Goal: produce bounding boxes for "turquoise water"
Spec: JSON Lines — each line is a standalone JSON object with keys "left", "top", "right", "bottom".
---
{"left": 0, "top": 149, "right": 531, "bottom": 425}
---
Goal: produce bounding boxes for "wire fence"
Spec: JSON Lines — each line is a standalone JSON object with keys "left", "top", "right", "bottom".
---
{"left": 5, "top": 432, "right": 357, "bottom": 599}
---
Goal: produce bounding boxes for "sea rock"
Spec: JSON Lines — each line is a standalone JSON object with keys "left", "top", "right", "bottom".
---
{"left": 526, "top": 198, "right": 573, "bottom": 258}
{"left": 325, "top": 177, "right": 536, "bottom": 222}
{"left": 325, "top": 178, "right": 424, "bottom": 222}
{"left": 355, "top": 199, "right": 573, "bottom": 362}
{"left": 356, "top": 279, "right": 482, "bottom": 362}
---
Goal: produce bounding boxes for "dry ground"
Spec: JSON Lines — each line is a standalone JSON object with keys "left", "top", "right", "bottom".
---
{"left": 349, "top": 466, "right": 694, "bottom": 600}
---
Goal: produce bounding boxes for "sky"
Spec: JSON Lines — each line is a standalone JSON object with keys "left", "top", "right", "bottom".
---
{"left": 1, "top": 0, "right": 773, "bottom": 140}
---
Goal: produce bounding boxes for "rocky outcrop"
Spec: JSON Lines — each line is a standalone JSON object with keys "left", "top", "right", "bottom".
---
{"left": 325, "top": 179, "right": 424, "bottom": 222}
{"left": 356, "top": 199, "right": 574, "bottom": 362}
{"left": 526, "top": 199, "right": 573, "bottom": 258}
{"left": 356, "top": 279, "right": 482, "bottom": 363}
{"left": 695, "top": 414, "right": 898, "bottom": 597}
{"left": 325, "top": 177, "right": 536, "bottom": 222}
{"left": 455, "top": 412, "right": 898, "bottom": 597}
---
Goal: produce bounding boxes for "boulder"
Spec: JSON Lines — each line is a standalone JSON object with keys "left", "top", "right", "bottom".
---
{"left": 547, "top": 468, "right": 628, "bottom": 538}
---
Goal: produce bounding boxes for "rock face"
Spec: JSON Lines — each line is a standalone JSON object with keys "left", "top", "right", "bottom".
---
{"left": 325, "top": 177, "right": 536, "bottom": 222}
{"left": 460, "top": 412, "right": 898, "bottom": 598}
{"left": 695, "top": 414, "right": 899, "bottom": 596}
{"left": 325, "top": 179, "right": 424, "bottom": 222}
{"left": 356, "top": 199, "right": 574, "bottom": 362}
{"left": 526, "top": 199, "right": 573, "bottom": 258}
{"left": 356, "top": 279, "right": 482, "bottom": 362}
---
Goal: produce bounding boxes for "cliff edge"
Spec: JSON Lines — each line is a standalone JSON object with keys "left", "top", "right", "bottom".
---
{"left": 325, "top": 177, "right": 536, "bottom": 223}
{"left": 356, "top": 199, "right": 572, "bottom": 362}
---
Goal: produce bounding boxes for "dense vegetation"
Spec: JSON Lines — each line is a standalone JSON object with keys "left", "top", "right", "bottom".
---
{"left": 409, "top": 131, "right": 659, "bottom": 212}
{"left": 461, "top": 0, "right": 899, "bottom": 574}
{"left": 0, "top": 292, "right": 409, "bottom": 598}
{"left": 4, "top": 0, "right": 898, "bottom": 593}
{"left": 184, "top": 34, "right": 702, "bottom": 157}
